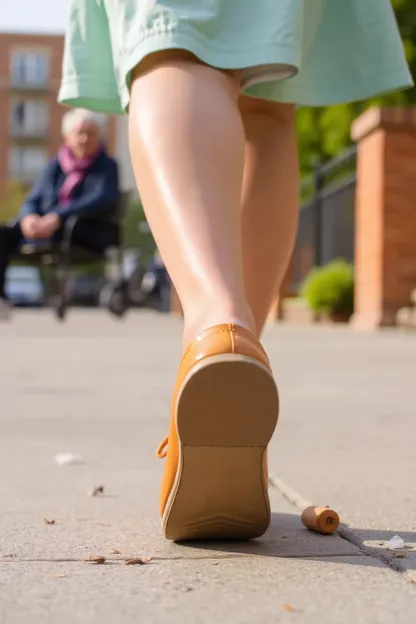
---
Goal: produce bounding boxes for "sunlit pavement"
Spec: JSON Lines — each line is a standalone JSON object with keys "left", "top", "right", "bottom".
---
{"left": 1, "top": 310, "right": 415, "bottom": 623}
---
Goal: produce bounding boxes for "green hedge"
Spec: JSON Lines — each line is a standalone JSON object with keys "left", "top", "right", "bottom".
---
{"left": 301, "top": 260, "right": 354, "bottom": 318}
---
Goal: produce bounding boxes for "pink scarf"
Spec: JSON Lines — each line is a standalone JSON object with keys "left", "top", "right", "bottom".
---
{"left": 58, "top": 144, "right": 102, "bottom": 206}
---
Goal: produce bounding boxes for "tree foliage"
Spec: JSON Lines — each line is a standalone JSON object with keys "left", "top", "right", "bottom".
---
{"left": 296, "top": 0, "right": 416, "bottom": 176}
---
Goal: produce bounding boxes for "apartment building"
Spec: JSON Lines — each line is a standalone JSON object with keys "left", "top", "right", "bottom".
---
{"left": 0, "top": 32, "right": 122, "bottom": 199}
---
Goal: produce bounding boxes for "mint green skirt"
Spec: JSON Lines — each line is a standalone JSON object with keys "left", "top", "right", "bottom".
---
{"left": 58, "top": 0, "right": 413, "bottom": 115}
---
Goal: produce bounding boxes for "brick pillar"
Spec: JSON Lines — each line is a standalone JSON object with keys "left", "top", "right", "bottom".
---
{"left": 351, "top": 107, "right": 416, "bottom": 329}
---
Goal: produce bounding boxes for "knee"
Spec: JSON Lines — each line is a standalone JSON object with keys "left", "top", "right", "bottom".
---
{"left": 239, "top": 97, "right": 295, "bottom": 127}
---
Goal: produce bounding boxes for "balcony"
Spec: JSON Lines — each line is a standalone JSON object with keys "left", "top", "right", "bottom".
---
{"left": 10, "top": 125, "right": 48, "bottom": 140}
{"left": 10, "top": 77, "right": 49, "bottom": 92}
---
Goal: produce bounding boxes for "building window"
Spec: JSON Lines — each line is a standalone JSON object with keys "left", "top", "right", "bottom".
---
{"left": 11, "top": 51, "right": 49, "bottom": 87}
{"left": 9, "top": 146, "right": 48, "bottom": 182}
{"left": 10, "top": 100, "right": 47, "bottom": 137}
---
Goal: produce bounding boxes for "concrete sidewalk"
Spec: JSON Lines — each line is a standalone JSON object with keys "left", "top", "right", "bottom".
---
{"left": 0, "top": 311, "right": 415, "bottom": 623}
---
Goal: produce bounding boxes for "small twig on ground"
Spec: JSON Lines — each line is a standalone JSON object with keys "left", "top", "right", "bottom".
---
{"left": 125, "top": 557, "right": 152, "bottom": 566}
{"left": 84, "top": 555, "right": 106, "bottom": 564}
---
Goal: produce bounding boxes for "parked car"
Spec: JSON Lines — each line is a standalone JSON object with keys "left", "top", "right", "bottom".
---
{"left": 5, "top": 266, "right": 45, "bottom": 307}
{"left": 65, "top": 274, "right": 107, "bottom": 307}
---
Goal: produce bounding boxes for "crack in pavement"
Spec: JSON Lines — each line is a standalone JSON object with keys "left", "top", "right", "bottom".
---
{"left": 269, "top": 474, "right": 416, "bottom": 585}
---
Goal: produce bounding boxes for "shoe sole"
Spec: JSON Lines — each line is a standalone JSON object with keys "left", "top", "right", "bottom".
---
{"left": 162, "top": 354, "right": 279, "bottom": 541}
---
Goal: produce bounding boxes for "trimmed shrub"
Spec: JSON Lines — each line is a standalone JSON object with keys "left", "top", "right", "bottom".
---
{"left": 301, "top": 260, "right": 354, "bottom": 319}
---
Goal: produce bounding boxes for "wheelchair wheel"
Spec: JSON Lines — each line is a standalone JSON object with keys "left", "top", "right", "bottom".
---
{"left": 101, "top": 282, "right": 129, "bottom": 318}
{"left": 49, "top": 270, "right": 69, "bottom": 322}
{"left": 52, "top": 295, "right": 67, "bottom": 321}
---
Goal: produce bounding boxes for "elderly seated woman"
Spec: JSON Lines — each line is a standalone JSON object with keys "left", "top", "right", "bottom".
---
{"left": 0, "top": 108, "right": 120, "bottom": 318}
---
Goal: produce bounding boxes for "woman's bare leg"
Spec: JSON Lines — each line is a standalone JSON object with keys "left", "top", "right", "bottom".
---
{"left": 128, "top": 52, "right": 254, "bottom": 347}
{"left": 239, "top": 97, "right": 299, "bottom": 336}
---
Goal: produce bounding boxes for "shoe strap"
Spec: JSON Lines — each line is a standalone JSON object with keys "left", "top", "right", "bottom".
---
{"left": 156, "top": 436, "right": 168, "bottom": 459}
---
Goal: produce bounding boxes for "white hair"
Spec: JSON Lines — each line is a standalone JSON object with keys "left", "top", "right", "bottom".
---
{"left": 61, "top": 108, "right": 106, "bottom": 136}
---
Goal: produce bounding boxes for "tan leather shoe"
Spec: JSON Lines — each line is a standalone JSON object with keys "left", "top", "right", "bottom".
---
{"left": 156, "top": 324, "right": 279, "bottom": 541}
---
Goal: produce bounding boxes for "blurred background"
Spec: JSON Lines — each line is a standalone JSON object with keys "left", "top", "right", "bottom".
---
{"left": 0, "top": 1, "right": 415, "bottom": 326}
{"left": 1, "top": 1, "right": 161, "bottom": 316}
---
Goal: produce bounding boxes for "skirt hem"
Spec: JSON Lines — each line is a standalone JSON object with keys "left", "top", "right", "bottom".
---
{"left": 59, "top": 59, "right": 413, "bottom": 116}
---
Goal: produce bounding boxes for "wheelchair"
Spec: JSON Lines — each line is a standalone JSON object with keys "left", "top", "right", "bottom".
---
{"left": 15, "top": 193, "right": 130, "bottom": 321}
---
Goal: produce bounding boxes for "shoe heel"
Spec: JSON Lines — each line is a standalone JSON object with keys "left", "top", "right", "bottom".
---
{"left": 163, "top": 355, "right": 279, "bottom": 541}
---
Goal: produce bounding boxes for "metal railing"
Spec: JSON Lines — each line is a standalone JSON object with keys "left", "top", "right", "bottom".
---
{"left": 10, "top": 78, "right": 49, "bottom": 91}
{"left": 291, "top": 145, "right": 357, "bottom": 292}
{"left": 10, "top": 125, "right": 47, "bottom": 140}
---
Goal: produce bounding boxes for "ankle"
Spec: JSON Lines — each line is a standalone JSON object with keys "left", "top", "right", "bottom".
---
{"left": 182, "top": 303, "right": 256, "bottom": 348}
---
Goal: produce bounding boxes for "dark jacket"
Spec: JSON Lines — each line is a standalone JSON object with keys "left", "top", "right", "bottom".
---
{"left": 19, "top": 151, "right": 119, "bottom": 221}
